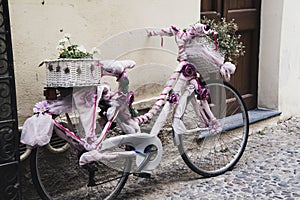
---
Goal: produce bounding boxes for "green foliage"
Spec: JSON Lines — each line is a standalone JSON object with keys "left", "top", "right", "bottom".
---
{"left": 200, "top": 17, "right": 245, "bottom": 64}
{"left": 57, "top": 34, "right": 98, "bottom": 59}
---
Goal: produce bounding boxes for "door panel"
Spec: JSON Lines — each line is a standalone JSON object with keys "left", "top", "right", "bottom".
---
{"left": 201, "top": 0, "right": 222, "bottom": 19}
{"left": 201, "top": 0, "right": 261, "bottom": 110}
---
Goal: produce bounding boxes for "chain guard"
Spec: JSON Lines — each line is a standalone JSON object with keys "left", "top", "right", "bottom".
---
{"left": 134, "top": 134, "right": 163, "bottom": 172}
{"left": 101, "top": 133, "right": 163, "bottom": 172}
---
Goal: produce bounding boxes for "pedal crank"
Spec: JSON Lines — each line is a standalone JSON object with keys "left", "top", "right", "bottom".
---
{"left": 134, "top": 147, "right": 158, "bottom": 175}
{"left": 134, "top": 137, "right": 163, "bottom": 172}
{"left": 100, "top": 133, "right": 163, "bottom": 172}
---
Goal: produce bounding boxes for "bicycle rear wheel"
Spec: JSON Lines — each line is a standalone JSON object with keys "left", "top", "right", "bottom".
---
{"left": 30, "top": 136, "right": 131, "bottom": 200}
{"left": 177, "top": 80, "right": 249, "bottom": 177}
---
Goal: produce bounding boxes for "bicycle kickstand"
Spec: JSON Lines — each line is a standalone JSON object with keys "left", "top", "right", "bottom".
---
{"left": 82, "top": 162, "right": 98, "bottom": 187}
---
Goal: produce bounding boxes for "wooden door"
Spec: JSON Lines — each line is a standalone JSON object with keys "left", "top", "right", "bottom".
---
{"left": 201, "top": 0, "right": 261, "bottom": 110}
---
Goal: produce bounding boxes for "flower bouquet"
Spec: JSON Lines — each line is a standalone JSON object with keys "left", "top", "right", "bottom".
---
{"left": 43, "top": 34, "right": 101, "bottom": 88}
{"left": 200, "top": 17, "right": 245, "bottom": 64}
{"left": 184, "top": 17, "right": 245, "bottom": 79}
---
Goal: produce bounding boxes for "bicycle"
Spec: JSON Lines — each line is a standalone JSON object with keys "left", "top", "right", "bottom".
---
{"left": 22, "top": 23, "right": 249, "bottom": 200}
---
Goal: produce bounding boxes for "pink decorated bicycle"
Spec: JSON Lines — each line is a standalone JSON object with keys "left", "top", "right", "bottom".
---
{"left": 21, "top": 23, "right": 249, "bottom": 200}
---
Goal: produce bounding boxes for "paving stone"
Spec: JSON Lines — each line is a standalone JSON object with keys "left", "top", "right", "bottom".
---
{"left": 119, "top": 117, "right": 300, "bottom": 200}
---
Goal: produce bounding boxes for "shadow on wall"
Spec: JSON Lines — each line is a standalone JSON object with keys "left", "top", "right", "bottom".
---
{"left": 98, "top": 28, "right": 179, "bottom": 103}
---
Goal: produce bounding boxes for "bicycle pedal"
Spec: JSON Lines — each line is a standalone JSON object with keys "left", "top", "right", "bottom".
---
{"left": 133, "top": 172, "right": 151, "bottom": 179}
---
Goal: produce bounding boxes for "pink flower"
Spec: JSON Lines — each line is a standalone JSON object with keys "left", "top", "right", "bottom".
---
{"left": 197, "top": 86, "right": 210, "bottom": 100}
{"left": 181, "top": 63, "right": 196, "bottom": 77}
{"left": 168, "top": 93, "right": 179, "bottom": 105}
{"left": 33, "top": 101, "right": 49, "bottom": 114}
{"left": 209, "top": 119, "right": 222, "bottom": 134}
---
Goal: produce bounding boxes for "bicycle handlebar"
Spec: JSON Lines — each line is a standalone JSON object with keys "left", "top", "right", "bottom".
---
{"left": 147, "top": 23, "right": 216, "bottom": 40}
{"left": 147, "top": 23, "right": 218, "bottom": 62}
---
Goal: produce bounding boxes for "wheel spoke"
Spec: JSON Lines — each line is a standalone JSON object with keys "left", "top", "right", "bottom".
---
{"left": 177, "top": 80, "right": 249, "bottom": 177}
{"left": 30, "top": 123, "right": 131, "bottom": 200}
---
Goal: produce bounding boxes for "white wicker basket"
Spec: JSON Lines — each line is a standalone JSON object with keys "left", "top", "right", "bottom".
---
{"left": 44, "top": 59, "right": 102, "bottom": 87}
{"left": 185, "top": 36, "right": 224, "bottom": 77}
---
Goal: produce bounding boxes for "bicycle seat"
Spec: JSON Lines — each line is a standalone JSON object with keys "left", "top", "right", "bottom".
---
{"left": 99, "top": 60, "right": 136, "bottom": 77}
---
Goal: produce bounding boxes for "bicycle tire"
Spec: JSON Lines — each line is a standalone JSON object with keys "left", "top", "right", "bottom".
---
{"left": 30, "top": 123, "right": 131, "bottom": 200}
{"left": 177, "top": 80, "right": 249, "bottom": 177}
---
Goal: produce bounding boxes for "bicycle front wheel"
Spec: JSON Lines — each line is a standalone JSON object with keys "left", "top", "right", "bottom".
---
{"left": 30, "top": 137, "right": 131, "bottom": 200}
{"left": 177, "top": 80, "right": 249, "bottom": 177}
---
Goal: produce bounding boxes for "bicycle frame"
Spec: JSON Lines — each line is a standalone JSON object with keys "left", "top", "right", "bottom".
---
{"left": 24, "top": 23, "right": 250, "bottom": 200}
{"left": 45, "top": 23, "right": 228, "bottom": 172}
{"left": 49, "top": 59, "right": 219, "bottom": 173}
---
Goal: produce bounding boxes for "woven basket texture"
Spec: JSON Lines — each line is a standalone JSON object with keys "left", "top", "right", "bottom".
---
{"left": 45, "top": 59, "right": 101, "bottom": 87}
{"left": 185, "top": 36, "right": 224, "bottom": 78}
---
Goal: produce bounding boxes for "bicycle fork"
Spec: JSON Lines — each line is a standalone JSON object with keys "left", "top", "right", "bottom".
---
{"left": 172, "top": 79, "right": 222, "bottom": 146}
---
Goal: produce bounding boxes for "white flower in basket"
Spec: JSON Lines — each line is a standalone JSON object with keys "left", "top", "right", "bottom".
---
{"left": 190, "top": 17, "right": 245, "bottom": 81}
{"left": 42, "top": 34, "right": 101, "bottom": 88}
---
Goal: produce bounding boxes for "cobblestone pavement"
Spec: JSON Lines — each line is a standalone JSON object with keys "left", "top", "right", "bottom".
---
{"left": 117, "top": 117, "right": 300, "bottom": 200}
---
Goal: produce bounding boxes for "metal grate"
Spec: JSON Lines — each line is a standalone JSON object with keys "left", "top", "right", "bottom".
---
{"left": 0, "top": 0, "right": 22, "bottom": 199}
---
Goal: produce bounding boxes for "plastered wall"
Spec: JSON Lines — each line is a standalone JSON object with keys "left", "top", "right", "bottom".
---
{"left": 259, "top": 0, "right": 300, "bottom": 118}
{"left": 258, "top": 0, "right": 283, "bottom": 110}
{"left": 278, "top": 0, "right": 300, "bottom": 117}
{"left": 9, "top": 0, "right": 200, "bottom": 123}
